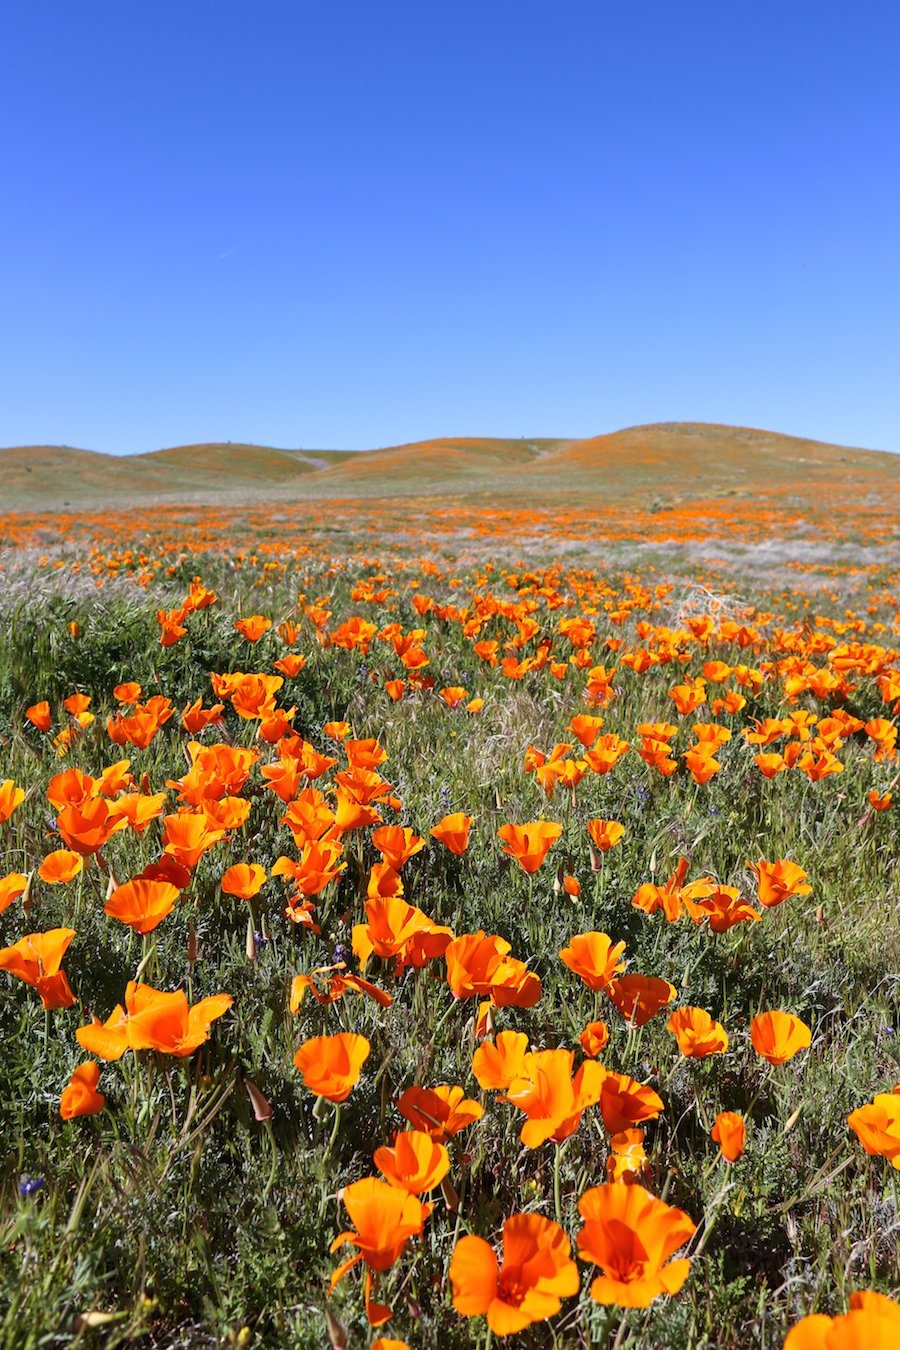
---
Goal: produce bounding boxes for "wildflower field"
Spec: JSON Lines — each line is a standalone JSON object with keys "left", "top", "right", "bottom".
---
{"left": 0, "top": 481, "right": 898, "bottom": 1349}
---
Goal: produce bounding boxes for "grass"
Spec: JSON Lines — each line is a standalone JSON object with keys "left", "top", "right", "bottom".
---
{"left": 0, "top": 522, "right": 898, "bottom": 1349}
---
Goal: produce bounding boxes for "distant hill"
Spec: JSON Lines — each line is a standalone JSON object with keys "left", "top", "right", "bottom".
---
{"left": 1, "top": 425, "right": 897, "bottom": 513}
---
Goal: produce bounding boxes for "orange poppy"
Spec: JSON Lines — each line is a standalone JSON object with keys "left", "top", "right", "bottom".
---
{"left": 26, "top": 701, "right": 52, "bottom": 732}
{"left": 443, "top": 931, "right": 541, "bottom": 1007}
{"left": 607, "top": 974, "right": 676, "bottom": 1026}
{"left": 76, "top": 981, "right": 232, "bottom": 1059}
{"left": 503, "top": 1047, "right": 604, "bottom": 1148}
{"left": 684, "top": 885, "right": 761, "bottom": 933}
{"left": 631, "top": 858, "right": 714, "bottom": 923}
{"left": 395, "top": 1084, "right": 483, "bottom": 1140}
{"left": 371, "top": 826, "right": 425, "bottom": 870}
{"left": 374, "top": 1130, "right": 450, "bottom": 1194}
{"left": 666, "top": 1007, "right": 729, "bottom": 1058}
{"left": 471, "top": 1030, "right": 530, "bottom": 1090}
{"left": 750, "top": 1011, "right": 812, "bottom": 1065}
{"left": 748, "top": 859, "right": 812, "bottom": 908}
{"left": 0, "top": 871, "right": 29, "bottom": 914}
{"left": 221, "top": 863, "right": 267, "bottom": 900}
{"left": 711, "top": 1111, "right": 746, "bottom": 1162}
{"left": 59, "top": 1062, "right": 105, "bottom": 1119}
{"left": 577, "top": 1183, "right": 695, "bottom": 1306}
{"left": 559, "top": 931, "right": 626, "bottom": 992}
{"left": 56, "top": 797, "right": 129, "bottom": 856}
{"left": 107, "top": 792, "right": 168, "bottom": 833}
{"left": 234, "top": 614, "right": 272, "bottom": 642}
{"left": 847, "top": 1092, "right": 900, "bottom": 1168}
{"left": 783, "top": 1292, "right": 900, "bottom": 1349}
{"left": 606, "top": 1129, "right": 651, "bottom": 1185}
{"left": 294, "top": 1032, "right": 370, "bottom": 1102}
{"left": 586, "top": 819, "right": 625, "bottom": 852}
{"left": 449, "top": 1213, "right": 579, "bottom": 1336}
{"left": 38, "top": 850, "right": 83, "bottom": 884}
{"left": 497, "top": 820, "right": 563, "bottom": 874}
{"left": 569, "top": 714, "right": 605, "bottom": 747}
{"left": 430, "top": 812, "right": 473, "bottom": 854}
{"left": 290, "top": 963, "right": 393, "bottom": 1010}
{"left": 595, "top": 1069, "right": 664, "bottom": 1134}
{"left": 329, "top": 1177, "right": 429, "bottom": 1326}
{"left": 161, "top": 812, "right": 226, "bottom": 868}
{"left": 0, "top": 928, "right": 77, "bottom": 1008}
{"left": 104, "top": 878, "right": 180, "bottom": 934}
{"left": 273, "top": 653, "right": 306, "bottom": 677}
{"left": 580, "top": 1020, "right": 610, "bottom": 1058}
{"left": 0, "top": 780, "right": 26, "bottom": 824}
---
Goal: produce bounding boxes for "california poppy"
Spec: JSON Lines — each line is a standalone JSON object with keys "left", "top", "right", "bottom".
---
{"left": 38, "top": 850, "right": 83, "bottom": 884}
{"left": 497, "top": 820, "right": 562, "bottom": 874}
{"left": 503, "top": 1047, "right": 604, "bottom": 1148}
{"left": 750, "top": 1011, "right": 812, "bottom": 1065}
{"left": 449, "top": 1213, "right": 579, "bottom": 1336}
{"left": 0, "top": 871, "right": 28, "bottom": 914}
{"left": 586, "top": 819, "right": 625, "bottom": 852}
{"left": 666, "top": 1007, "right": 729, "bottom": 1058}
{"left": 329, "top": 1177, "right": 429, "bottom": 1326}
{"left": 396, "top": 1084, "right": 483, "bottom": 1140}
{"left": 104, "top": 878, "right": 180, "bottom": 934}
{"left": 783, "top": 1291, "right": 900, "bottom": 1348}
{"left": 294, "top": 1032, "right": 370, "bottom": 1102}
{"left": 847, "top": 1092, "right": 900, "bottom": 1168}
{"left": 606, "top": 1129, "right": 651, "bottom": 1185}
{"left": 577, "top": 1183, "right": 695, "bottom": 1307}
{"left": 559, "top": 931, "right": 626, "bottom": 992}
{"left": 374, "top": 1130, "right": 450, "bottom": 1194}
{"left": 711, "top": 1111, "right": 745, "bottom": 1162}
{"left": 472, "top": 1031, "right": 530, "bottom": 1090}
{"left": 430, "top": 813, "right": 473, "bottom": 855}
{"left": 0, "top": 780, "right": 26, "bottom": 824}
{"left": 0, "top": 928, "right": 77, "bottom": 1008}
{"left": 221, "top": 863, "right": 267, "bottom": 900}
{"left": 607, "top": 974, "right": 676, "bottom": 1026}
{"left": 77, "top": 981, "right": 231, "bottom": 1059}
{"left": 748, "top": 859, "right": 812, "bottom": 909}
{"left": 59, "top": 1062, "right": 105, "bottom": 1119}
{"left": 596, "top": 1069, "right": 664, "bottom": 1134}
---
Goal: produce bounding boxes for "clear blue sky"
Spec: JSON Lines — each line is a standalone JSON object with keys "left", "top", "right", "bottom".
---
{"left": 2, "top": 1, "right": 898, "bottom": 454}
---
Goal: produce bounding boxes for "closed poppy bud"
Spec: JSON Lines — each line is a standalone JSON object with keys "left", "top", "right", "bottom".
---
{"left": 60, "top": 1062, "right": 105, "bottom": 1119}
{"left": 580, "top": 1020, "right": 610, "bottom": 1058}
{"left": 711, "top": 1111, "right": 745, "bottom": 1162}
{"left": 244, "top": 1077, "right": 272, "bottom": 1122}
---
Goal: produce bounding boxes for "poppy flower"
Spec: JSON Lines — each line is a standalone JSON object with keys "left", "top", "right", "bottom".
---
{"left": 371, "top": 826, "right": 425, "bottom": 870}
{"left": 631, "top": 858, "right": 714, "bottom": 923}
{"left": 221, "top": 863, "right": 267, "bottom": 900}
{"left": 666, "top": 1007, "right": 729, "bottom": 1058}
{"left": 497, "top": 820, "right": 563, "bottom": 874}
{"left": 273, "top": 653, "right": 306, "bottom": 678}
{"left": 847, "top": 1092, "right": 900, "bottom": 1168}
{"left": 569, "top": 714, "right": 605, "bottom": 747}
{"left": 0, "top": 928, "right": 77, "bottom": 1009}
{"left": 162, "top": 812, "right": 226, "bottom": 868}
{"left": 580, "top": 1020, "right": 610, "bottom": 1058}
{"left": 76, "top": 981, "right": 232, "bottom": 1059}
{"left": 607, "top": 975, "right": 676, "bottom": 1026}
{"left": 104, "top": 878, "right": 180, "bottom": 934}
{"left": 868, "top": 790, "right": 893, "bottom": 812}
{"left": 59, "top": 1062, "right": 105, "bottom": 1120}
{"left": 329, "top": 1177, "right": 429, "bottom": 1326}
{"left": 0, "top": 871, "right": 29, "bottom": 914}
{"left": 396, "top": 1084, "right": 483, "bottom": 1140}
{"left": 783, "top": 1292, "right": 900, "bottom": 1348}
{"left": 606, "top": 1129, "right": 651, "bottom": 1184}
{"left": 449, "top": 1212, "right": 579, "bottom": 1336}
{"left": 503, "top": 1047, "right": 604, "bottom": 1148}
{"left": 586, "top": 819, "right": 625, "bottom": 852}
{"left": 38, "top": 850, "right": 83, "bottom": 884}
{"left": 290, "top": 964, "right": 393, "bottom": 1010}
{"left": 430, "top": 813, "right": 473, "bottom": 855}
{"left": 584, "top": 734, "right": 630, "bottom": 775}
{"left": 444, "top": 931, "right": 541, "bottom": 1007}
{"left": 711, "top": 1111, "right": 746, "bottom": 1162}
{"left": 750, "top": 1011, "right": 812, "bottom": 1065}
{"left": 684, "top": 885, "right": 761, "bottom": 933}
{"left": 374, "top": 1130, "right": 450, "bottom": 1194}
{"left": 0, "top": 780, "right": 26, "bottom": 824}
{"left": 559, "top": 932, "right": 626, "bottom": 992}
{"left": 576, "top": 1182, "right": 696, "bottom": 1307}
{"left": 107, "top": 792, "right": 168, "bottom": 833}
{"left": 56, "top": 798, "right": 129, "bottom": 856}
{"left": 352, "top": 895, "right": 447, "bottom": 969}
{"left": 113, "top": 682, "right": 142, "bottom": 704}
{"left": 472, "top": 1031, "right": 530, "bottom": 1090}
{"left": 294, "top": 1032, "right": 370, "bottom": 1103}
{"left": 748, "top": 859, "right": 812, "bottom": 909}
{"left": 234, "top": 615, "right": 272, "bottom": 642}
{"left": 596, "top": 1069, "right": 664, "bottom": 1134}
{"left": 26, "top": 701, "right": 52, "bottom": 732}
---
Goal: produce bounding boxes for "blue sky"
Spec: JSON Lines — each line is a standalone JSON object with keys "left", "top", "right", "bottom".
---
{"left": 2, "top": 1, "right": 898, "bottom": 454}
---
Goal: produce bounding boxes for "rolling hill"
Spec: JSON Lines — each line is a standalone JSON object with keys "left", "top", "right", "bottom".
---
{"left": 1, "top": 425, "right": 897, "bottom": 513}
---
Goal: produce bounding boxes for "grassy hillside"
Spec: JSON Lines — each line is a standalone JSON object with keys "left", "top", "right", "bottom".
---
{"left": 2, "top": 425, "right": 897, "bottom": 514}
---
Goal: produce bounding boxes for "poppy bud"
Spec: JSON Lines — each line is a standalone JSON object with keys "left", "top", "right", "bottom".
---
{"left": 325, "top": 1310, "right": 347, "bottom": 1349}
{"left": 187, "top": 922, "right": 198, "bottom": 963}
{"left": 245, "top": 917, "right": 256, "bottom": 962}
{"left": 244, "top": 1077, "right": 272, "bottom": 1122}
{"left": 20, "top": 871, "right": 34, "bottom": 914}
{"left": 440, "top": 1174, "right": 460, "bottom": 1213}
{"left": 589, "top": 842, "right": 603, "bottom": 872}
{"left": 105, "top": 871, "right": 119, "bottom": 902}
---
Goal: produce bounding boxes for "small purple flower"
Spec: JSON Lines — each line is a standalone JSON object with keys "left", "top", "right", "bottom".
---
{"left": 19, "top": 1176, "right": 44, "bottom": 1199}
{"left": 333, "top": 942, "right": 348, "bottom": 963}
